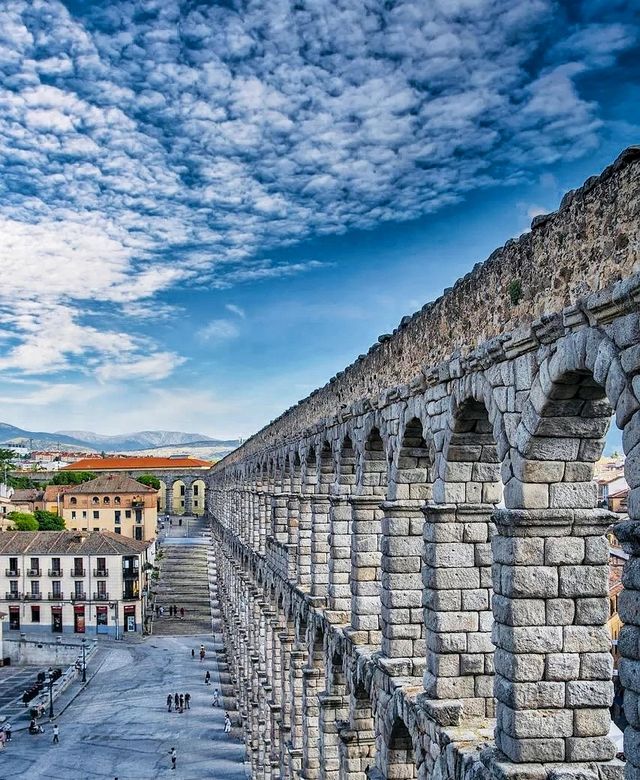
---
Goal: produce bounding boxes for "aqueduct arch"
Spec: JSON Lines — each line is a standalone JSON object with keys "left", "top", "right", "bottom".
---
{"left": 208, "top": 148, "right": 640, "bottom": 780}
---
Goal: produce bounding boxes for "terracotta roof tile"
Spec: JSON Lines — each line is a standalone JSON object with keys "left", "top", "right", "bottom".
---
{"left": 60, "top": 457, "right": 212, "bottom": 471}
{"left": 65, "top": 474, "right": 158, "bottom": 494}
{"left": 0, "top": 530, "right": 152, "bottom": 555}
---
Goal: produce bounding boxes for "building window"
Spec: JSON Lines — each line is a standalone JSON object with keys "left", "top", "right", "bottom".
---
{"left": 194, "top": 500, "right": 198, "bottom": 507}
{"left": 125, "top": 510, "right": 131, "bottom": 519}
{"left": 74, "top": 605, "right": 85, "bottom": 633}
{"left": 135, "top": 509, "right": 142, "bottom": 524}
{"left": 134, "top": 526, "right": 143, "bottom": 541}
{"left": 70, "top": 496, "right": 77, "bottom": 505}
{"left": 8, "top": 557, "right": 18, "bottom": 576}
{"left": 51, "top": 558, "right": 61, "bottom": 576}
{"left": 31, "top": 581, "right": 40, "bottom": 597}
{"left": 92, "top": 496, "right": 99, "bottom": 504}
{"left": 97, "top": 581, "right": 107, "bottom": 597}
{"left": 51, "top": 606, "right": 62, "bottom": 633}
{"left": 114, "top": 496, "right": 121, "bottom": 505}
{"left": 180, "top": 484, "right": 185, "bottom": 496}
{"left": 93, "top": 527, "right": 99, "bottom": 531}
{"left": 9, "top": 606, "right": 19, "bottom": 630}
{"left": 73, "top": 557, "right": 84, "bottom": 576}
{"left": 93, "top": 510, "right": 99, "bottom": 519}
{"left": 115, "top": 528, "right": 121, "bottom": 534}
{"left": 52, "top": 581, "right": 61, "bottom": 597}
{"left": 103, "top": 496, "right": 110, "bottom": 505}
{"left": 74, "top": 580, "right": 84, "bottom": 597}
{"left": 115, "top": 511, "right": 121, "bottom": 524}
{"left": 82, "top": 511, "right": 87, "bottom": 519}
{"left": 71, "top": 510, "right": 77, "bottom": 519}
{"left": 31, "top": 605, "right": 40, "bottom": 623}
{"left": 193, "top": 484, "right": 199, "bottom": 496}
{"left": 30, "top": 557, "right": 39, "bottom": 574}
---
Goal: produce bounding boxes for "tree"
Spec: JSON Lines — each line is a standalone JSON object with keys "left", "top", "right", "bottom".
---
{"left": 34, "top": 509, "right": 65, "bottom": 531}
{"left": 137, "top": 474, "right": 161, "bottom": 490}
{"left": 0, "top": 448, "right": 17, "bottom": 484}
{"left": 52, "top": 471, "right": 97, "bottom": 485}
{"left": 9, "top": 475, "right": 37, "bottom": 489}
{"left": 7, "top": 511, "right": 39, "bottom": 531}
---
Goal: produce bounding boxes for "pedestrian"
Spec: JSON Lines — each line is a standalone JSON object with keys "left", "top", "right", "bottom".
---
{"left": 212, "top": 688, "right": 219, "bottom": 707}
{"left": 180, "top": 607, "right": 184, "bottom": 618}
{"left": 199, "top": 648, "right": 205, "bottom": 662}
{"left": 166, "top": 694, "right": 173, "bottom": 712}
{"left": 179, "top": 694, "right": 184, "bottom": 711}
{"left": 191, "top": 648, "right": 195, "bottom": 659}
{"left": 224, "top": 713, "right": 231, "bottom": 734}
{"left": 173, "top": 603, "right": 177, "bottom": 616}
{"left": 3, "top": 722, "right": 12, "bottom": 742}
{"left": 155, "top": 605, "right": 160, "bottom": 617}
{"left": 174, "top": 692, "right": 179, "bottom": 710}
{"left": 52, "top": 724, "right": 59, "bottom": 744}
{"left": 169, "top": 746, "right": 177, "bottom": 770}
{"left": 160, "top": 606, "right": 164, "bottom": 616}
{"left": 205, "top": 670, "right": 211, "bottom": 686}
{"left": 22, "top": 690, "right": 29, "bottom": 706}
{"left": 185, "top": 692, "right": 191, "bottom": 710}
{"left": 0, "top": 730, "right": 6, "bottom": 750}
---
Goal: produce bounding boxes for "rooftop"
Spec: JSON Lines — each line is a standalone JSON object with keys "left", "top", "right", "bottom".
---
{"left": 64, "top": 473, "right": 158, "bottom": 495}
{"left": 61, "top": 456, "right": 212, "bottom": 471}
{"left": 0, "top": 530, "right": 152, "bottom": 556}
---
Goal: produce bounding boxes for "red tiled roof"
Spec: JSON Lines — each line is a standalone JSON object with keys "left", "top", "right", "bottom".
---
{"left": 61, "top": 456, "right": 212, "bottom": 471}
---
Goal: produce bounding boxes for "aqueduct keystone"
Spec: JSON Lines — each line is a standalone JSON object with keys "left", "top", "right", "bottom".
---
{"left": 207, "top": 147, "right": 640, "bottom": 780}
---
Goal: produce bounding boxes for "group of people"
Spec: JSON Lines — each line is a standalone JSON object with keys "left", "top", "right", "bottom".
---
{"left": 166, "top": 692, "right": 191, "bottom": 712}
{"left": 156, "top": 605, "right": 185, "bottom": 618}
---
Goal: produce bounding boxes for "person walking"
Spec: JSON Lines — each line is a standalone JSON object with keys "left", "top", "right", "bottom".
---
{"left": 199, "top": 648, "right": 205, "bottom": 662}
{"left": 173, "top": 603, "right": 177, "bottom": 617}
{"left": 180, "top": 607, "right": 184, "bottom": 618}
{"left": 212, "top": 688, "right": 219, "bottom": 707}
{"left": 166, "top": 694, "right": 173, "bottom": 712}
{"left": 185, "top": 692, "right": 191, "bottom": 710}
{"left": 52, "top": 724, "right": 59, "bottom": 744}
{"left": 179, "top": 694, "right": 184, "bottom": 712}
{"left": 191, "top": 648, "right": 195, "bottom": 659}
{"left": 205, "top": 670, "right": 211, "bottom": 686}
{"left": 174, "top": 692, "right": 179, "bottom": 711}
{"left": 224, "top": 713, "right": 231, "bottom": 734}
{"left": 169, "top": 746, "right": 177, "bottom": 770}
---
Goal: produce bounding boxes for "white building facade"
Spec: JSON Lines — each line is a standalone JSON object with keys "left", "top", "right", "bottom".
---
{"left": 0, "top": 531, "right": 155, "bottom": 637}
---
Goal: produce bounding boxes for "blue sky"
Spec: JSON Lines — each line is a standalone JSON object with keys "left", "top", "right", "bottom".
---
{"left": 0, "top": 0, "right": 638, "bottom": 440}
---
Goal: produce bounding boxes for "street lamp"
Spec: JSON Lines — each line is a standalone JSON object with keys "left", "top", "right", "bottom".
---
{"left": 48, "top": 667, "right": 54, "bottom": 720}
{"left": 81, "top": 638, "right": 87, "bottom": 683}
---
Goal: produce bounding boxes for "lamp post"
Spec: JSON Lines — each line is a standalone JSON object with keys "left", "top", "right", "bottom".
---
{"left": 48, "top": 666, "right": 54, "bottom": 720}
{"left": 81, "top": 638, "right": 87, "bottom": 683}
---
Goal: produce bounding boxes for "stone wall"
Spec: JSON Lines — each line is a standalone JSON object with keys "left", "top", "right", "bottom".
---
{"left": 207, "top": 149, "right": 640, "bottom": 780}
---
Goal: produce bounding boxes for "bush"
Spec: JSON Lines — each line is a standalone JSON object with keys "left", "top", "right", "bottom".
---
{"left": 35, "top": 509, "right": 65, "bottom": 531}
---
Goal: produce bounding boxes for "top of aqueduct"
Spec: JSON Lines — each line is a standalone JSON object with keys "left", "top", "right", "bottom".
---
{"left": 214, "top": 146, "right": 640, "bottom": 467}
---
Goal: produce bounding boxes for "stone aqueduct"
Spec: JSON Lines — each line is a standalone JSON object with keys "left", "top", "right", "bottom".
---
{"left": 204, "top": 149, "right": 640, "bottom": 780}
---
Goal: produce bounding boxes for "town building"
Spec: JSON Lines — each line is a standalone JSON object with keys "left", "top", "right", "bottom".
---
{"left": 0, "top": 531, "right": 154, "bottom": 636}
{"left": 61, "top": 474, "right": 158, "bottom": 541}
{"left": 59, "top": 456, "right": 212, "bottom": 515}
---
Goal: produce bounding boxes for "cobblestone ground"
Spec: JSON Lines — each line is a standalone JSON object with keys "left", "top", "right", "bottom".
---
{"left": 0, "top": 517, "right": 246, "bottom": 779}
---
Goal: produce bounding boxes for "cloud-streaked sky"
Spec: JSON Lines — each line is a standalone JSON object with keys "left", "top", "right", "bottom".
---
{"left": 0, "top": 0, "right": 638, "bottom": 438}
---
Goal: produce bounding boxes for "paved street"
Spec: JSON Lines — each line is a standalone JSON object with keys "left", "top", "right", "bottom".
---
{"left": 0, "top": 634, "right": 246, "bottom": 779}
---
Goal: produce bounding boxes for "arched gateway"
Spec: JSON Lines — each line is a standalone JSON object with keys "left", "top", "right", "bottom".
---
{"left": 207, "top": 148, "right": 640, "bottom": 780}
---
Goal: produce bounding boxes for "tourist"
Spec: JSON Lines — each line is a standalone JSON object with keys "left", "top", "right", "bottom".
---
{"left": 199, "top": 648, "right": 205, "bottom": 662}
{"left": 180, "top": 607, "right": 184, "bottom": 618}
{"left": 52, "top": 724, "right": 60, "bottom": 744}
{"left": 3, "top": 722, "right": 12, "bottom": 742}
{"left": 173, "top": 603, "right": 177, "bottom": 616}
{"left": 169, "top": 746, "right": 177, "bottom": 770}
{"left": 212, "top": 688, "right": 219, "bottom": 707}
{"left": 224, "top": 713, "right": 231, "bottom": 734}
{"left": 166, "top": 694, "right": 173, "bottom": 712}
{"left": 179, "top": 694, "right": 184, "bottom": 712}
{"left": 191, "top": 648, "right": 195, "bottom": 659}
{"left": 174, "top": 692, "right": 179, "bottom": 710}
{"left": 205, "top": 670, "right": 211, "bottom": 686}
{"left": 185, "top": 692, "right": 191, "bottom": 709}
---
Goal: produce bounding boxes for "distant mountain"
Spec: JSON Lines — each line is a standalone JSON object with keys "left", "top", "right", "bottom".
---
{"left": 0, "top": 422, "right": 240, "bottom": 455}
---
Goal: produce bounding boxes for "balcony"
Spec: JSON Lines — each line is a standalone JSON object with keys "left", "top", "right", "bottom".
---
{"left": 122, "top": 590, "right": 139, "bottom": 601}
{"left": 93, "top": 592, "right": 109, "bottom": 601}
{"left": 93, "top": 568, "right": 109, "bottom": 577}
{"left": 48, "top": 593, "right": 64, "bottom": 601}
{"left": 70, "top": 569, "right": 86, "bottom": 577}
{"left": 5, "top": 592, "right": 22, "bottom": 600}
{"left": 70, "top": 592, "right": 87, "bottom": 602}
{"left": 5, "top": 569, "right": 19, "bottom": 577}
{"left": 24, "top": 593, "right": 42, "bottom": 601}
{"left": 26, "top": 568, "right": 41, "bottom": 577}
{"left": 131, "top": 500, "right": 144, "bottom": 508}
{"left": 48, "top": 569, "right": 62, "bottom": 577}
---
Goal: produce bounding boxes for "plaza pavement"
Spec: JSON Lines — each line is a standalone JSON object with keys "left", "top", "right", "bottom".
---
{"left": 0, "top": 515, "right": 247, "bottom": 779}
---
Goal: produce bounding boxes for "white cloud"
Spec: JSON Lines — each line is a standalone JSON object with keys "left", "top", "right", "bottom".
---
{"left": 197, "top": 319, "right": 240, "bottom": 343}
{"left": 225, "top": 304, "right": 246, "bottom": 319}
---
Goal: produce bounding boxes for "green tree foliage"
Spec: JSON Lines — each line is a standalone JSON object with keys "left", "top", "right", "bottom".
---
{"left": 137, "top": 474, "right": 161, "bottom": 490}
{"left": 34, "top": 509, "right": 65, "bottom": 531}
{"left": 8, "top": 475, "right": 37, "bottom": 489}
{"left": 7, "top": 511, "right": 39, "bottom": 531}
{"left": 52, "top": 471, "right": 97, "bottom": 485}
